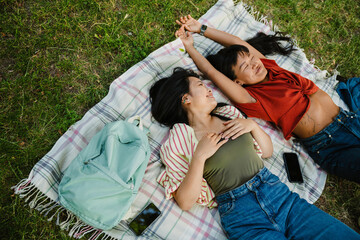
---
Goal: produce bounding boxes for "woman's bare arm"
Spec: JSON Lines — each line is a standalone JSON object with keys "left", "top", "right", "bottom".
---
{"left": 177, "top": 15, "right": 265, "bottom": 59}
{"left": 173, "top": 133, "right": 228, "bottom": 210}
{"left": 249, "top": 121, "right": 273, "bottom": 158}
{"left": 176, "top": 26, "right": 255, "bottom": 104}
{"left": 173, "top": 154, "right": 207, "bottom": 211}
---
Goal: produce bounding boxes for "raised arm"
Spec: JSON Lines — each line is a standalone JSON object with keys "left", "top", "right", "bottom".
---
{"left": 176, "top": 26, "right": 255, "bottom": 104}
{"left": 177, "top": 15, "right": 265, "bottom": 59}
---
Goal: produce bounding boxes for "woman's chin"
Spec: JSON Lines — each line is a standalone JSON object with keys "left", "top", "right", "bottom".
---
{"left": 210, "top": 99, "right": 218, "bottom": 107}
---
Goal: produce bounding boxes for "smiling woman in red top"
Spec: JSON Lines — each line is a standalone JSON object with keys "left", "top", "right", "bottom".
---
{"left": 175, "top": 15, "right": 360, "bottom": 183}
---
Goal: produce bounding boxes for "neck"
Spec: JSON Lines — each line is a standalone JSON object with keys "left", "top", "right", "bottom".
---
{"left": 187, "top": 109, "right": 213, "bottom": 131}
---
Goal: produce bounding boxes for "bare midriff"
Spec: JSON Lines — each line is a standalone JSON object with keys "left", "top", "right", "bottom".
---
{"left": 292, "top": 89, "right": 340, "bottom": 139}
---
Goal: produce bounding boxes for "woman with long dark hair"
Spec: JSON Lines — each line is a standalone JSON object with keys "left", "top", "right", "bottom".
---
{"left": 174, "top": 15, "right": 360, "bottom": 183}
{"left": 149, "top": 67, "right": 360, "bottom": 240}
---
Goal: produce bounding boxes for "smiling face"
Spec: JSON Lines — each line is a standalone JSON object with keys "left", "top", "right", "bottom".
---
{"left": 232, "top": 52, "right": 268, "bottom": 86}
{"left": 183, "top": 76, "right": 217, "bottom": 112}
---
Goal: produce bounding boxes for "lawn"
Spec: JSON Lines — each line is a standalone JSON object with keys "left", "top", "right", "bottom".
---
{"left": 1, "top": 0, "right": 359, "bottom": 239}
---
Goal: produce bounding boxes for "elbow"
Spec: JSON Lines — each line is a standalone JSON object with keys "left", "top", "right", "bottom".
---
{"left": 177, "top": 202, "right": 194, "bottom": 211}
{"left": 174, "top": 192, "right": 195, "bottom": 211}
{"left": 261, "top": 152, "right": 272, "bottom": 159}
{"left": 261, "top": 146, "right": 273, "bottom": 159}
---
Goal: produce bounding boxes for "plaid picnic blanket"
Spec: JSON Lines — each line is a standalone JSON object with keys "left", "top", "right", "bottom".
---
{"left": 13, "top": 0, "right": 348, "bottom": 239}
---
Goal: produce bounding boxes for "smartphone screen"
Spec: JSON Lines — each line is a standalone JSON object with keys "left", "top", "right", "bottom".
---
{"left": 128, "top": 202, "right": 161, "bottom": 236}
{"left": 283, "top": 152, "right": 304, "bottom": 183}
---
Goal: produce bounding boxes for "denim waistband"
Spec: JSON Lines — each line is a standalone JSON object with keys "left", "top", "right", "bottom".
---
{"left": 298, "top": 108, "right": 356, "bottom": 146}
{"left": 215, "top": 167, "right": 271, "bottom": 205}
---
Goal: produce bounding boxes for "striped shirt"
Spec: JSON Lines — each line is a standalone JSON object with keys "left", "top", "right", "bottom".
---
{"left": 157, "top": 105, "right": 262, "bottom": 208}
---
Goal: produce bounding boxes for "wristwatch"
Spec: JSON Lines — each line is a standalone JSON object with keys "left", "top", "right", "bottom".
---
{"left": 199, "top": 24, "right": 207, "bottom": 36}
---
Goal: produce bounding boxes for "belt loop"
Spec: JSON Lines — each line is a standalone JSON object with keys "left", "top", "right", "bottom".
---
{"left": 228, "top": 190, "right": 235, "bottom": 202}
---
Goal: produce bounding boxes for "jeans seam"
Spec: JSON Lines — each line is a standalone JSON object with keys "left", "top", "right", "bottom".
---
{"left": 254, "top": 189, "right": 281, "bottom": 232}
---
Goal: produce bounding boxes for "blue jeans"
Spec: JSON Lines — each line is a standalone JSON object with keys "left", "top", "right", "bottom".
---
{"left": 299, "top": 108, "right": 360, "bottom": 183}
{"left": 216, "top": 168, "right": 360, "bottom": 240}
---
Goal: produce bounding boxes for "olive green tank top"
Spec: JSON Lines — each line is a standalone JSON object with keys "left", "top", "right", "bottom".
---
{"left": 203, "top": 132, "right": 264, "bottom": 196}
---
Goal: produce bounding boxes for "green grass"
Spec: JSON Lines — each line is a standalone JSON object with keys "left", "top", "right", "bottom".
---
{"left": 1, "top": 0, "right": 359, "bottom": 239}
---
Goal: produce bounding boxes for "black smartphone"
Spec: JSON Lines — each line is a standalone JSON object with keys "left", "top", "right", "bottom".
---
{"left": 283, "top": 152, "right": 304, "bottom": 183}
{"left": 128, "top": 202, "right": 161, "bottom": 236}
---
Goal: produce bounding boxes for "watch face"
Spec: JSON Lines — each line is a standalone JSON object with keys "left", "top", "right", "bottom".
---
{"left": 200, "top": 25, "right": 207, "bottom": 35}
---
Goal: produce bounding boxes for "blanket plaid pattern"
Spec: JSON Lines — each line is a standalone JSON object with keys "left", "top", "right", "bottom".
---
{"left": 13, "top": 0, "right": 348, "bottom": 239}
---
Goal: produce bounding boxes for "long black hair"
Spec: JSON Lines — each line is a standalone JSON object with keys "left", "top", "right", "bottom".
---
{"left": 149, "top": 67, "right": 231, "bottom": 128}
{"left": 149, "top": 67, "right": 199, "bottom": 128}
{"left": 206, "top": 32, "right": 296, "bottom": 80}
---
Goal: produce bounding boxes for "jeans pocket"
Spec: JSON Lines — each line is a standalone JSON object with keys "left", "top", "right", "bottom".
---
{"left": 260, "top": 174, "right": 281, "bottom": 186}
{"left": 218, "top": 201, "right": 235, "bottom": 217}
{"left": 309, "top": 135, "right": 333, "bottom": 154}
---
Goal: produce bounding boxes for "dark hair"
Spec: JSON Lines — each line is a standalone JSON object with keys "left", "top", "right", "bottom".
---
{"left": 206, "top": 45, "right": 249, "bottom": 80}
{"left": 246, "top": 32, "right": 295, "bottom": 56}
{"left": 206, "top": 32, "right": 296, "bottom": 80}
{"left": 150, "top": 68, "right": 232, "bottom": 128}
{"left": 149, "top": 67, "right": 199, "bottom": 128}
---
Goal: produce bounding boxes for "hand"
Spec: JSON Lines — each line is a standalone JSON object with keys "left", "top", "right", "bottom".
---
{"left": 193, "top": 133, "right": 228, "bottom": 161}
{"left": 175, "top": 25, "right": 194, "bottom": 48}
{"left": 222, "top": 118, "right": 255, "bottom": 140}
{"left": 176, "top": 15, "right": 201, "bottom": 33}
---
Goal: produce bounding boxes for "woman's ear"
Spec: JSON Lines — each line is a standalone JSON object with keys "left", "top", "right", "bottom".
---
{"left": 234, "top": 79, "right": 243, "bottom": 86}
{"left": 182, "top": 93, "right": 191, "bottom": 105}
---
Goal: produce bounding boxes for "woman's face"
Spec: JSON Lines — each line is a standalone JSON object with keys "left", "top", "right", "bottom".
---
{"left": 185, "top": 76, "right": 217, "bottom": 110}
{"left": 232, "top": 53, "right": 268, "bottom": 86}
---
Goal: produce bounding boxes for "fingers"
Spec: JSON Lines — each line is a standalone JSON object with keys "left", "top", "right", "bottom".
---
{"left": 223, "top": 120, "right": 231, "bottom": 125}
{"left": 205, "top": 132, "right": 222, "bottom": 143}
{"left": 214, "top": 133, "right": 223, "bottom": 143}
{"left": 217, "top": 138, "right": 229, "bottom": 147}
{"left": 175, "top": 26, "right": 185, "bottom": 38}
{"left": 223, "top": 127, "right": 242, "bottom": 139}
{"left": 179, "top": 16, "right": 187, "bottom": 24}
{"left": 230, "top": 131, "right": 243, "bottom": 140}
{"left": 206, "top": 132, "right": 216, "bottom": 138}
{"left": 176, "top": 15, "right": 193, "bottom": 25}
{"left": 223, "top": 119, "right": 236, "bottom": 126}
{"left": 183, "top": 24, "right": 191, "bottom": 31}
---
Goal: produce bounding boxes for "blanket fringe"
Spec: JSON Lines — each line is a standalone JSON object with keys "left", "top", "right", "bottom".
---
{"left": 12, "top": 179, "right": 120, "bottom": 240}
{"left": 238, "top": 1, "right": 280, "bottom": 33}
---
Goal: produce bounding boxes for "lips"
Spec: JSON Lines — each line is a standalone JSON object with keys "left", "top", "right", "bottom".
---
{"left": 255, "top": 65, "right": 261, "bottom": 75}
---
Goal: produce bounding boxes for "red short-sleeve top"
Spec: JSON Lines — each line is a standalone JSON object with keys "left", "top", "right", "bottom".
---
{"left": 236, "top": 58, "right": 319, "bottom": 140}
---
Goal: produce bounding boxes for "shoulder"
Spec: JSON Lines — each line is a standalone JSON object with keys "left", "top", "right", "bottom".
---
{"left": 170, "top": 123, "right": 193, "bottom": 138}
{"left": 161, "top": 123, "right": 194, "bottom": 156}
{"left": 213, "top": 105, "right": 246, "bottom": 119}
